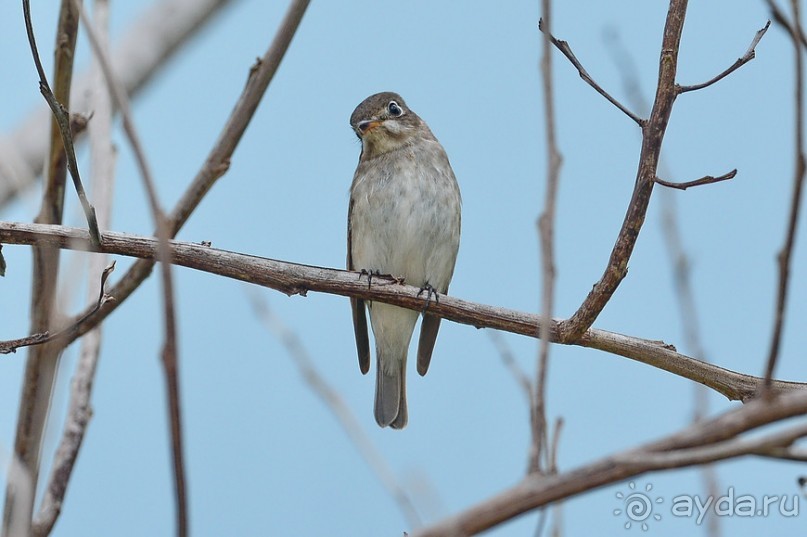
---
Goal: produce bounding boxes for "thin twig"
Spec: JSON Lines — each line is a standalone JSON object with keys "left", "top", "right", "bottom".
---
{"left": 654, "top": 169, "right": 737, "bottom": 190}
{"left": 246, "top": 290, "right": 423, "bottom": 528}
{"left": 2, "top": 221, "right": 805, "bottom": 404}
{"left": 677, "top": 21, "right": 771, "bottom": 94}
{"left": 0, "top": 0, "right": 238, "bottom": 209}
{"left": 22, "top": 0, "right": 100, "bottom": 244}
{"left": 764, "top": 0, "right": 806, "bottom": 387}
{"left": 75, "top": 2, "right": 186, "bottom": 533}
{"left": 0, "top": 262, "right": 116, "bottom": 355}
{"left": 530, "top": 0, "right": 563, "bottom": 476}
{"left": 538, "top": 19, "right": 644, "bottom": 126}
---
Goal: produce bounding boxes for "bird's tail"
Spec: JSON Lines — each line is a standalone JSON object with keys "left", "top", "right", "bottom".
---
{"left": 375, "top": 355, "right": 407, "bottom": 429}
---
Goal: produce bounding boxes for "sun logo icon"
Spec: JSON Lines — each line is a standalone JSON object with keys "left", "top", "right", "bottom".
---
{"left": 613, "top": 481, "right": 663, "bottom": 531}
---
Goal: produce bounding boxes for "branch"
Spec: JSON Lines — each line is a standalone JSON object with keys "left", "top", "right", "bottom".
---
{"left": 538, "top": 19, "right": 643, "bottom": 126}
{"left": 0, "top": 0, "right": 237, "bottom": 209}
{"left": 558, "top": 0, "right": 688, "bottom": 342}
{"left": 764, "top": 0, "right": 806, "bottom": 386}
{"left": 531, "top": 0, "right": 563, "bottom": 476}
{"left": 23, "top": 0, "right": 100, "bottom": 244}
{"left": 410, "top": 391, "right": 807, "bottom": 536}
{"left": 0, "top": 262, "right": 115, "bottom": 355}
{"left": 654, "top": 169, "right": 737, "bottom": 190}
{"left": 766, "top": 0, "right": 807, "bottom": 48}
{"left": 75, "top": 2, "right": 187, "bottom": 532}
{"left": 677, "top": 20, "right": 771, "bottom": 94}
{"left": 1, "top": 222, "right": 804, "bottom": 403}
{"left": 33, "top": 1, "right": 117, "bottom": 528}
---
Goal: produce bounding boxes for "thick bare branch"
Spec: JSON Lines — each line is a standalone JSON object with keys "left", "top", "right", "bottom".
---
{"left": 1, "top": 222, "right": 804, "bottom": 404}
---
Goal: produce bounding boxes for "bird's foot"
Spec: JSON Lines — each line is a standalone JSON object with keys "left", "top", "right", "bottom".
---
{"left": 358, "top": 269, "right": 402, "bottom": 289}
{"left": 417, "top": 282, "right": 439, "bottom": 312}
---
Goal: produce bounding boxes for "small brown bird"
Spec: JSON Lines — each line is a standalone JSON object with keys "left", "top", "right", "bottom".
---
{"left": 347, "top": 92, "right": 461, "bottom": 429}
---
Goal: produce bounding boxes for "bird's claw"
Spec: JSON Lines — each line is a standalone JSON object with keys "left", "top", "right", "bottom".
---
{"left": 417, "top": 283, "right": 439, "bottom": 312}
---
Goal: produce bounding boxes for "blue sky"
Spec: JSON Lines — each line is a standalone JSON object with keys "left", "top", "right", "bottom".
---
{"left": 1, "top": 1, "right": 806, "bottom": 535}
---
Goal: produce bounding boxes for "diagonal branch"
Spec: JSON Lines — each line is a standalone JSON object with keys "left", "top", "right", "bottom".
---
{"left": 538, "top": 19, "right": 643, "bottom": 126}
{"left": 677, "top": 20, "right": 770, "bottom": 94}
{"left": 22, "top": 0, "right": 100, "bottom": 244}
{"left": 1, "top": 221, "right": 804, "bottom": 404}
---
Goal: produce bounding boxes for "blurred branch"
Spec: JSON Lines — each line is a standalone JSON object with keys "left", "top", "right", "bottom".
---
{"left": 530, "top": 0, "right": 563, "bottom": 477}
{"left": 410, "top": 392, "right": 807, "bottom": 536}
{"left": 75, "top": 3, "right": 187, "bottom": 533}
{"left": 4, "top": 1, "right": 85, "bottom": 532}
{"left": 0, "top": 0, "right": 239, "bottom": 209}
{"left": 246, "top": 290, "right": 423, "bottom": 529}
{"left": 486, "top": 331, "right": 531, "bottom": 402}
{"left": 677, "top": 20, "right": 770, "bottom": 94}
{"left": 34, "top": 2, "right": 117, "bottom": 531}
{"left": 654, "top": 169, "right": 737, "bottom": 190}
{"left": 765, "top": 0, "right": 807, "bottom": 48}
{"left": 764, "top": 0, "right": 806, "bottom": 386}
{"left": 2, "top": 221, "right": 805, "bottom": 404}
{"left": 538, "top": 19, "right": 643, "bottom": 125}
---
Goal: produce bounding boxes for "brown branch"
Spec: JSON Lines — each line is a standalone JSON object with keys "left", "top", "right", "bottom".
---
{"left": 0, "top": 262, "right": 115, "bottom": 356}
{"left": 654, "top": 169, "right": 737, "bottom": 190}
{"left": 410, "top": 392, "right": 807, "bottom": 536}
{"left": 765, "top": 0, "right": 807, "bottom": 48}
{"left": 75, "top": 3, "right": 186, "bottom": 533}
{"left": 1, "top": 222, "right": 804, "bottom": 404}
{"left": 0, "top": 0, "right": 238, "bottom": 209}
{"left": 538, "top": 19, "right": 643, "bottom": 126}
{"left": 4, "top": 1, "right": 86, "bottom": 532}
{"left": 557, "top": 0, "right": 688, "bottom": 342}
{"left": 22, "top": 0, "right": 100, "bottom": 244}
{"left": 764, "top": 0, "right": 806, "bottom": 386}
{"left": 531, "top": 0, "right": 563, "bottom": 476}
{"left": 677, "top": 21, "right": 770, "bottom": 94}
{"left": 33, "top": 2, "right": 117, "bottom": 528}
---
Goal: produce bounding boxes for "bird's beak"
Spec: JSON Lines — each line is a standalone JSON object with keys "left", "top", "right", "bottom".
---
{"left": 357, "top": 119, "right": 383, "bottom": 135}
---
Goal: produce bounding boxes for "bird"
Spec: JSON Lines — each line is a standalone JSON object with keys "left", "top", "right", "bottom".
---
{"left": 347, "top": 92, "right": 461, "bottom": 429}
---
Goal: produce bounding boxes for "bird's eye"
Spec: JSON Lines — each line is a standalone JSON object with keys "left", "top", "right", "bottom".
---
{"left": 387, "top": 101, "right": 403, "bottom": 117}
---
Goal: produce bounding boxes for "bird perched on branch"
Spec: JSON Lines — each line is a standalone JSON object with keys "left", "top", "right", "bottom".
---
{"left": 348, "top": 92, "right": 461, "bottom": 429}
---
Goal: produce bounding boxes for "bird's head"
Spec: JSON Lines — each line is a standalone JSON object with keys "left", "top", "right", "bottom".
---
{"left": 350, "top": 92, "right": 429, "bottom": 158}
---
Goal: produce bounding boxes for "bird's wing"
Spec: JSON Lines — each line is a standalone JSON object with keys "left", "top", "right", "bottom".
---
{"left": 348, "top": 197, "right": 371, "bottom": 374}
{"left": 416, "top": 313, "right": 441, "bottom": 376}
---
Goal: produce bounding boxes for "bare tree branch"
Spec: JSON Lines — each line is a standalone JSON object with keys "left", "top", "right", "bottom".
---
{"left": 538, "top": 19, "right": 643, "bottom": 126}
{"left": 530, "top": 0, "right": 563, "bottom": 477}
{"left": 33, "top": 2, "right": 117, "bottom": 530}
{"left": 75, "top": 2, "right": 187, "bottom": 532}
{"left": 764, "top": 0, "right": 806, "bottom": 386}
{"left": 654, "top": 169, "right": 737, "bottom": 190}
{"left": 1, "top": 222, "right": 804, "bottom": 404}
{"left": 0, "top": 0, "right": 239, "bottom": 209}
{"left": 410, "top": 391, "right": 807, "bottom": 536}
{"left": 677, "top": 20, "right": 770, "bottom": 94}
{"left": 4, "top": 2, "right": 85, "bottom": 532}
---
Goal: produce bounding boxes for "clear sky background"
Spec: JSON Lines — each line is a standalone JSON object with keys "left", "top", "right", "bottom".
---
{"left": 1, "top": 1, "right": 806, "bottom": 536}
